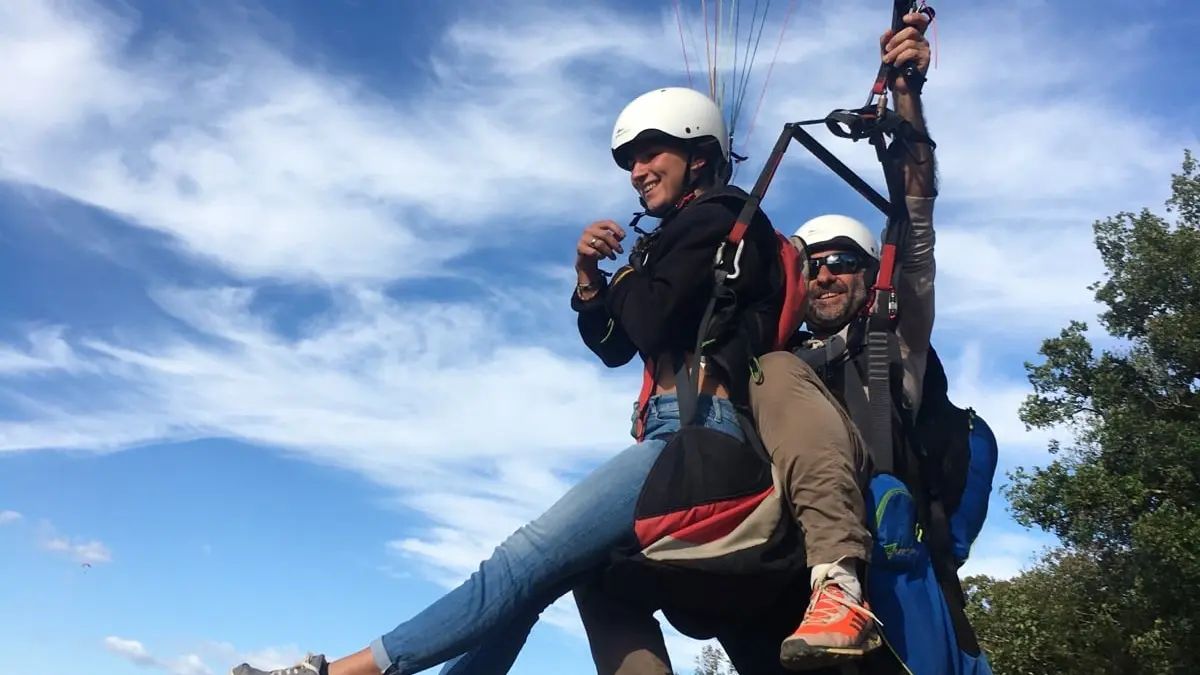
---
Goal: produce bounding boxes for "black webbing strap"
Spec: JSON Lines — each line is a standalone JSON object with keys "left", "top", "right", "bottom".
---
{"left": 675, "top": 262, "right": 725, "bottom": 427}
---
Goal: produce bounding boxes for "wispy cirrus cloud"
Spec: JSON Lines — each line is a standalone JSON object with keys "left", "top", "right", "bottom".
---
{"left": 0, "top": 0, "right": 1192, "bottom": 666}
{"left": 0, "top": 0, "right": 640, "bottom": 285}
{"left": 36, "top": 519, "right": 113, "bottom": 564}
{"left": 104, "top": 636, "right": 215, "bottom": 675}
{"left": 0, "top": 509, "right": 112, "bottom": 564}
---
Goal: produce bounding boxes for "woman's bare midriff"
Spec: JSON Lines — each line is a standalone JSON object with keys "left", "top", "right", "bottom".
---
{"left": 652, "top": 351, "right": 731, "bottom": 399}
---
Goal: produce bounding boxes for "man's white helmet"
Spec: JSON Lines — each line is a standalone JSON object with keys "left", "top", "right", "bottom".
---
{"left": 793, "top": 214, "right": 881, "bottom": 261}
{"left": 610, "top": 87, "right": 730, "bottom": 171}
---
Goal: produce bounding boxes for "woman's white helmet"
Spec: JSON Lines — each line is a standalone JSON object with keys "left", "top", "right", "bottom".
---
{"left": 610, "top": 87, "right": 730, "bottom": 173}
{"left": 793, "top": 214, "right": 881, "bottom": 260}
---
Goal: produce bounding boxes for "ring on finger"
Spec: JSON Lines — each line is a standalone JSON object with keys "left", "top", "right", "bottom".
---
{"left": 590, "top": 236, "right": 599, "bottom": 247}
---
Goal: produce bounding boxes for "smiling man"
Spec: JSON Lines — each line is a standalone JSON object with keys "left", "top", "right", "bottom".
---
{"left": 801, "top": 216, "right": 880, "bottom": 335}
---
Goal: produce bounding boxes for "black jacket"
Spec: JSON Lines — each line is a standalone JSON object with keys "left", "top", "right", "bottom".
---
{"left": 572, "top": 188, "right": 784, "bottom": 406}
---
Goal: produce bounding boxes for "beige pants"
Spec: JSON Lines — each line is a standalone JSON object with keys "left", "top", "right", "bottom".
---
{"left": 575, "top": 351, "right": 870, "bottom": 674}
{"left": 751, "top": 351, "right": 871, "bottom": 566}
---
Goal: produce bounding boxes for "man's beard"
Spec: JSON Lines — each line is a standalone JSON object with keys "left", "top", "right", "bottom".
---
{"left": 807, "top": 280, "right": 866, "bottom": 332}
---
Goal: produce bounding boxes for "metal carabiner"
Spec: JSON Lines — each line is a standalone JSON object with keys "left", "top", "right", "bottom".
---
{"left": 713, "top": 240, "right": 747, "bottom": 281}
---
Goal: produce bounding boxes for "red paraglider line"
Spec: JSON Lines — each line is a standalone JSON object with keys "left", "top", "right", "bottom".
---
{"left": 673, "top": 0, "right": 693, "bottom": 88}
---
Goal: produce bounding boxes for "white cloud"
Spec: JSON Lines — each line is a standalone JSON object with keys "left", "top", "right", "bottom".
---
{"left": 0, "top": 510, "right": 22, "bottom": 524}
{"left": 102, "top": 637, "right": 311, "bottom": 675}
{"left": 0, "top": 0, "right": 1188, "bottom": 669}
{"left": 0, "top": 326, "right": 85, "bottom": 375}
{"left": 960, "top": 530, "right": 1055, "bottom": 581}
{"left": 104, "top": 636, "right": 215, "bottom": 675}
{"left": 105, "top": 636, "right": 156, "bottom": 666}
{"left": 934, "top": 226, "right": 1107, "bottom": 335}
{"left": 36, "top": 520, "right": 113, "bottom": 564}
{"left": 0, "top": 286, "right": 637, "bottom": 477}
{"left": 2, "top": 0, "right": 1186, "bottom": 289}
{"left": 752, "top": 2, "right": 1191, "bottom": 216}
{"left": 40, "top": 536, "right": 113, "bottom": 564}
{"left": 201, "top": 642, "right": 307, "bottom": 672}
{"left": 943, "top": 341, "right": 1057, "bottom": 459}
{"left": 0, "top": 0, "right": 641, "bottom": 285}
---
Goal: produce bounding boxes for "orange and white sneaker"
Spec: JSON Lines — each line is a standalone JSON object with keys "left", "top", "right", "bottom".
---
{"left": 779, "top": 577, "right": 882, "bottom": 671}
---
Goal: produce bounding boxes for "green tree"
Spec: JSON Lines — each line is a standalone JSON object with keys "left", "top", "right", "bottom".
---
{"left": 966, "top": 149, "right": 1200, "bottom": 674}
{"left": 690, "top": 644, "right": 738, "bottom": 675}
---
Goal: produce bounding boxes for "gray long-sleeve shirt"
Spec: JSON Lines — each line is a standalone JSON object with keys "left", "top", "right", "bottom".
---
{"left": 894, "top": 194, "right": 936, "bottom": 416}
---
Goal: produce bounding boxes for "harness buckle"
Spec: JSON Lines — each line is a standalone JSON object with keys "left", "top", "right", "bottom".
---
{"left": 712, "top": 239, "right": 747, "bottom": 280}
{"left": 726, "top": 240, "right": 746, "bottom": 280}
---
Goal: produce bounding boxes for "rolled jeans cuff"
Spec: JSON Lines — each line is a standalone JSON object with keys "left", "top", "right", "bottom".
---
{"left": 370, "top": 637, "right": 391, "bottom": 672}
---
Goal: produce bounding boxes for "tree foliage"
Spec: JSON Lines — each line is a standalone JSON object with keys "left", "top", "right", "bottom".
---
{"left": 966, "top": 149, "right": 1200, "bottom": 674}
{"left": 689, "top": 644, "right": 738, "bottom": 675}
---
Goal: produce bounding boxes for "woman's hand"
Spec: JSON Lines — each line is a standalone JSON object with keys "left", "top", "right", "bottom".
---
{"left": 575, "top": 220, "right": 626, "bottom": 272}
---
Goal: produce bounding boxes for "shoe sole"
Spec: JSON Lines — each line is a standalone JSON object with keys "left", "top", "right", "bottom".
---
{"left": 778, "top": 634, "right": 884, "bottom": 672}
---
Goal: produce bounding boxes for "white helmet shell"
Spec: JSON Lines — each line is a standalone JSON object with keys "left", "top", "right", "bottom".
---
{"left": 793, "top": 214, "right": 881, "bottom": 261}
{"left": 611, "top": 87, "right": 730, "bottom": 170}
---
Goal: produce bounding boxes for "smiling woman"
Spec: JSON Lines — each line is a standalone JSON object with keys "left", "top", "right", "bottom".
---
{"left": 229, "top": 77, "right": 794, "bottom": 675}
{"left": 2, "top": 1, "right": 1192, "bottom": 675}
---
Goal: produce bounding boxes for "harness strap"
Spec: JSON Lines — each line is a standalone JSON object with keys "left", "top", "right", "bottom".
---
{"left": 906, "top": 410, "right": 983, "bottom": 654}
{"left": 635, "top": 186, "right": 765, "bottom": 436}
{"left": 633, "top": 362, "right": 658, "bottom": 441}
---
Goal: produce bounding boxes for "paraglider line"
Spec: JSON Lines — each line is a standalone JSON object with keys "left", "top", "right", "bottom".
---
{"left": 702, "top": 0, "right": 714, "bottom": 98}
{"left": 920, "top": 0, "right": 938, "bottom": 69}
{"left": 734, "top": 0, "right": 771, "bottom": 136}
{"left": 731, "top": 0, "right": 741, "bottom": 125}
{"left": 673, "top": 0, "right": 693, "bottom": 87}
{"left": 710, "top": 0, "right": 720, "bottom": 106}
{"left": 740, "top": 0, "right": 796, "bottom": 160}
{"left": 730, "top": 0, "right": 763, "bottom": 136}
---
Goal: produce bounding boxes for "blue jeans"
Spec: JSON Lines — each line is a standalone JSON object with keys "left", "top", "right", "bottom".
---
{"left": 369, "top": 393, "right": 745, "bottom": 675}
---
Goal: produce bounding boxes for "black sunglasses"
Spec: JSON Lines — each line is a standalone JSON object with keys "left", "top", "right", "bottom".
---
{"left": 809, "top": 251, "right": 868, "bottom": 275}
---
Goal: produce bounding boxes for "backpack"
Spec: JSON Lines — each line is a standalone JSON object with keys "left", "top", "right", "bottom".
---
{"left": 792, "top": 339, "right": 999, "bottom": 567}
{"left": 911, "top": 346, "right": 1000, "bottom": 569}
{"left": 791, "top": 336, "right": 997, "bottom": 675}
{"left": 600, "top": 185, "right": 812, "bottom": 626}
{"left": 864, "top": 345, "right": 998, "bottom": 675}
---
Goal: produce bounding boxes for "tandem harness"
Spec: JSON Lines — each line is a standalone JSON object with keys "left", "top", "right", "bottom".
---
{"left": 631, "top": 0, "right": 938, "bottom": 468}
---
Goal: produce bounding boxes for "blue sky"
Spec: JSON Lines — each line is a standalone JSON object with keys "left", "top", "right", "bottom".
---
{"left": 1, "top": 0, "right": 1198, "bottom": 674}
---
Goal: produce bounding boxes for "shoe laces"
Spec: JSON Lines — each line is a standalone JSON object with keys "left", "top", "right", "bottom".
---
{"left": 805, "top": 559, "right": 882, "bottom": 629}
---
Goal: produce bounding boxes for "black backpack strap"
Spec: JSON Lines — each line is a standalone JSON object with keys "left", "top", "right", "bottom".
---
{"left": 904, "top": 351, "right": 985, "bottom": 655}
{"left": 641, "top": 189, "right": 750, "bottom": 429}
{"left": 673, "top": 349, "right": 701, "bottom": 427}
{"left": 908, "top": 426, "right": 985, "bottom": 656}
{"left": 676, "top": 204, "right": 732, "bottom": 427}
{"left": 676, "top": 187, "right": 755, "bottom": 426}
{"left": 676, "top": 186, "right": 781, "bottom": 470}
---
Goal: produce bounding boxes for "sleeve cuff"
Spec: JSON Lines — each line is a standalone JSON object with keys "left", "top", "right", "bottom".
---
{"left": 905, "top": 195, "right": 936, "bottom": 224}
{"left": 570, "top": 277, "right": 609, "bottom": 313}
